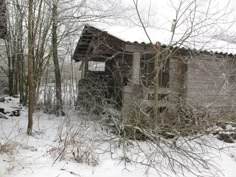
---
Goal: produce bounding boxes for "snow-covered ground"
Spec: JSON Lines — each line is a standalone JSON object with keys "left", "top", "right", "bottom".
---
{"left": 1, "top": 98, "right": 236, "bottom": 177}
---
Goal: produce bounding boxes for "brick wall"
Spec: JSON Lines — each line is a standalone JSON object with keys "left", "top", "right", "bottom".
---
{"left": 186, "top": 54, "right": 236, "bottom": 113}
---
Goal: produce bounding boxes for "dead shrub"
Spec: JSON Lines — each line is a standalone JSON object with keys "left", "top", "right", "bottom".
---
{"left": 114, "top": 99, "right": 211, "bottom": 141}
{"left": 72, "top": 147, "right": 98, "bottom": 166}
{"left": 73, "top": 80, "right": 225, "bottom": 176}
{"left": 0, "top": 142, "right": 17, "bottom": 155}
{"left": 50, "top": 119, "right": 99, "bottom": 166}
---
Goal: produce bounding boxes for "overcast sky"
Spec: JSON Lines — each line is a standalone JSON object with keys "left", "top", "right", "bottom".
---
{"left": 91, "top": 0, "right": 236, "bottom": 53}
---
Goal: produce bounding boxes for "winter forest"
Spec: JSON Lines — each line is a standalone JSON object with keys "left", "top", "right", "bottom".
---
{"left": 1, "top": 0, "right": 236, "bottom": 177}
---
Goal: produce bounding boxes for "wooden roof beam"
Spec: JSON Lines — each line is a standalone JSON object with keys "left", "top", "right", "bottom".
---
{"left": 124, "top": 43, "right": 154, "bottom": 53}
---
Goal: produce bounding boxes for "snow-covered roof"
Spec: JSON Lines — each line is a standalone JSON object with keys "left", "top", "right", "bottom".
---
{"left": 91, "top": 24, "right": 236, "bottom": 55}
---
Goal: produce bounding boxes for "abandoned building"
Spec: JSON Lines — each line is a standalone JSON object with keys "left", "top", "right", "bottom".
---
{"left": 72, "top": 25, "right": 236, "bottom": 116}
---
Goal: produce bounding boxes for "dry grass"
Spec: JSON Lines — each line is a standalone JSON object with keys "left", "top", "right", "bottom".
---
{"left": 49, "top": 118, "right": 99, "bottom": 166}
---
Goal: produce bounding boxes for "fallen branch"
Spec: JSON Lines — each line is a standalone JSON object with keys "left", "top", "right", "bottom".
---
{"left": 0, "top": 112, "right": 9, "bottom": 119}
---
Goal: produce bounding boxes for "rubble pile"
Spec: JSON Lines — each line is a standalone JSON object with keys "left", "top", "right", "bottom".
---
{"left": 212, "top": 122, "right": 236, "bottom": 143}
{"left": 0, "top": 96, "right": 21, "bottom": 119}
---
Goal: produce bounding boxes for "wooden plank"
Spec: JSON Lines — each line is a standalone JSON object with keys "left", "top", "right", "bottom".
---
{"left": 143, "top": 87, "right": 170, "bottom": 94}
{"left": 125, "top": 44, "right": 154, "bottom": 53}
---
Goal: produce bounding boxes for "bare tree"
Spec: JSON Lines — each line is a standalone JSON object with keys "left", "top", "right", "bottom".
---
{"left": 52, "top": 0, "right": 63, "bottom": 116}
{"left": 3, "top": 0, "right": 28, "bottom": 103}
{"left": 16, "top": 0, "right": 26, "bottom": 104}
{"left": 0, "top": 0, "right": 7, "bottom": 39}
{"left": 27, "top": 0, "right": 34, "bottom": 135}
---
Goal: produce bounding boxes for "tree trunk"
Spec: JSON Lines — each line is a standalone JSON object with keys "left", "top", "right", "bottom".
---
{"left": 8, "top": 55, "right": 14, "bottom": 96}
{"left": 17, "top": 1, "right": 25, "bottom": 104}
{"left": 52, "top": 1, "right": 63, "bottom": 116}
{"left": 27, "top": 0, "right": 34, "bottom": 135}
